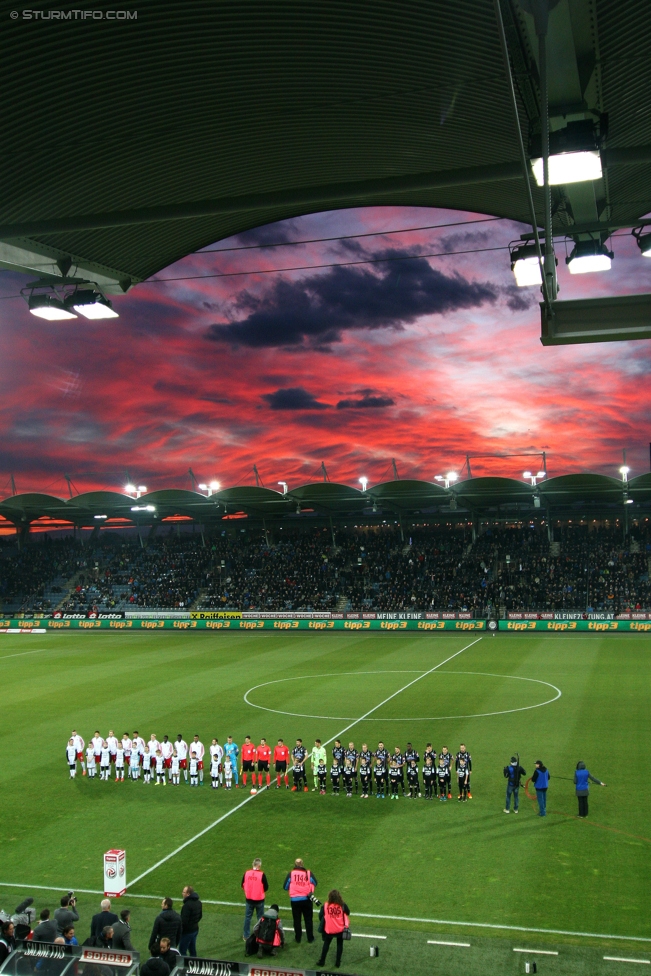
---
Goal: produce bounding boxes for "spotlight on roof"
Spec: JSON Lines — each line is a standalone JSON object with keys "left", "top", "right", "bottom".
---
{"left": 28, "top": 294, "right": 78, "bottom": 320}
{"left": 124, "top": 484, "right": 136, "bottom": 494}
{"left": 137, "top": 486, "right": 147, "bottom": 493}
{"left": 530, "top": 120, "right": 603, "bottom": 187}
{"left": 198, "top": 484, "right": 208, "bottom": 491}
{"left": 278, "top": 481, "right": 288, "bottom": 495}
{"left": 67, "top": 290, "right": 119, "bottom": 319}
{"left": 633, "top": 228, "right": 651, "bottom": 257}
{"left": 446, "top": 472, "right": 458, "bottom": 483}
{"left": 359, "top": 477, "right": 368, "bottom": 492}
{"left": 566, "top": 240, "right": 613, "bottom": 275}
{"left": 209, "top": 481, "right": 220, "bottom": 491}
{"left": 620, "top": 465, "right": 630, "bottom": 483}
{"left": 510, "top": 243, "right": 543, "bottom": 287}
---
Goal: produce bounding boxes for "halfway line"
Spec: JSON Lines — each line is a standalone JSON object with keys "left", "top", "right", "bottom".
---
{"left": 322, "top": 637, "right": 482, "bottom": 746}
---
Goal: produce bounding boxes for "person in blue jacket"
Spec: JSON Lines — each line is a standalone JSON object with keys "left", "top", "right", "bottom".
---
{"left": 574, "top": 761, "right": 606, "bottom": 818}
{"left": 531, "top": 760, "right": 550, "bottom": 816}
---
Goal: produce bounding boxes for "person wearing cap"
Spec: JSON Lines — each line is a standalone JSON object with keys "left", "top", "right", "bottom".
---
{"left": 574, "top": 762, "right": 606, "bottom": 818}
{"left": 503, "top": 756, "right": 526, "bottom": 813}
{"left": 531, "top": 760, "right": 550, "bottom": 817}
{"left": 252, "top": 904, "right": 284, "bottom": 958}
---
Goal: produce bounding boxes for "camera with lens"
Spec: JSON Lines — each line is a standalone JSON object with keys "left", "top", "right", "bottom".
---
{"left": 68, "top": 891, "right": 76, "bottom": 906}
{"left": 309, "top": 894, "right": 322, "bottom": 907}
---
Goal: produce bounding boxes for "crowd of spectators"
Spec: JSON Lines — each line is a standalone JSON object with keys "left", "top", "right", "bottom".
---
{"left": 2, "top": 522, "right": 651, "bottom": 615}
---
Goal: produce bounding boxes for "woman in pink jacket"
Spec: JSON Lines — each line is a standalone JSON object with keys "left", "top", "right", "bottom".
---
{"left": 316, "top": 890, "right": 350, "bottom": 970}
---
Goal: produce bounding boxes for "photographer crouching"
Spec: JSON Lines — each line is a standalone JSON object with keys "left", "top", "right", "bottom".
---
{"left": 283, "top": 859, "right": 319, "bottom": 944}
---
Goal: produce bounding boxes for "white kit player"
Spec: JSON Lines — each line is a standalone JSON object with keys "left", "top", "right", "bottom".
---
{"left": 71, "top": 730, "right": 86, "bottom": 775}
{"left": 175, "top": 734, "right": 189, "bottom": 783}
{"left": 161, "top": 735, "right": 174, "bottom": 780}
{"left": 100, "top": 741, "right": 111, "bottom": 780}
{"left": 115, "top": 743, "right": 125, "bottom": 781}
{"left": 210, "top": 756, "right": 220, "bottom": 789}
{"left": 223, "top": 757, "right": 233, "bottom": 790}
{"left": 132, "top": 731, "right": 145, "bottom": 779}
{"left": 192, "top": 735, "right": 205, "bottom": 786}
{"left": 66, "top": 738, "right": 77, "bottom": 778}
{"left": 106, "top": 730, "right": 119, "bottom": 774}
{"left": 91, "top": 730, "right": 103, "bottom": 765}
{"left": 142, "top": 746, "right": 151, "bottom": 783}
{"left": 171, "top": 753, "right": 180, "bottom": 786}
{"left": 210, "top": 739, "right": 224, "bottom": 785}
{"left": 154, "top": 750, "right": 165, "bottom": 786}
{"left": 148, "top": 734, "right": 160, "bottom": 775}
{"left": 189, "top": 752, "right": 199, "bottom": 787}
{"left": 121, "top": 732, "right": 132, "bottom": 772}
{"left": 86, "top": 744, "right": 97, "bottom": 778}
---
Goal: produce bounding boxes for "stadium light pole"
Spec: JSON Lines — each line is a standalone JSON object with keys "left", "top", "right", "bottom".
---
{"left": 278, "top": 481, "right": 288, "bottom": 495}
{"left": 523, "top": 471, "right": 546, "bottom": 486}
{"left": 198, "top": 481, "right": 220, "bottom": 496}
{"left": 359, "top": 477, "right": 368, "bottom": 492}
{"left": 619, "top": 465, "right": 630, "bottom": 483}
{"left": 435, "top": 472, "right": 458, "bottom": 489}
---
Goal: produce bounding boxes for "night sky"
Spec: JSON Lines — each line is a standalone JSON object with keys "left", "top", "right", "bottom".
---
{"left": 1, "top": 205, "right": 651, "bottom": 497}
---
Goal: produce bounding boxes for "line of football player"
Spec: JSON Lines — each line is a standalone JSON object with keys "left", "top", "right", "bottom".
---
{"left": 65, "top": 730, "right": 473, "bottom": 800}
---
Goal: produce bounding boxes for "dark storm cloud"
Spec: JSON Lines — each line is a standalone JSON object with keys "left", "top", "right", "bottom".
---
{"left": 205, "top": 250, "right": 498, "bottom": 350}
{"left": 502, "top": 285, "right": 538, "bottom": 312}
{"left": 262, "top": 387, "right": 330, "bottom": 410}
{"left": 336, "top": 395, "right": 395, "bottom": 409}
{"left": 228, "top": 218, "right": 303, "bottom": 249}
{"left": 438, "top": 230, "right": 491, "bottom": 253}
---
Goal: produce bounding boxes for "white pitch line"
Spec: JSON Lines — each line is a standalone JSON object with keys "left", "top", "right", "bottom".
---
{"left": 428, "top": 940, "right": 470, "bottom": 947}
{"left": 0, "top": 643, "right": 52, "bottom": 658}
{"left": 321, "top": 637, "right": 482, "bottom": 747}
{"left": 1, "top": 884, "right": 650, "bottom": 944}
{"left": 125, "top": 786, "right": 269, "bottom": 888}
{"left": 604, "top": 958, "right": 650, "bottom": 965}
{"left": 351, "top": 934, "right": 387, "bottom": 940}
{"left": 514, "top": 948, "right": 559, "bottom": 955}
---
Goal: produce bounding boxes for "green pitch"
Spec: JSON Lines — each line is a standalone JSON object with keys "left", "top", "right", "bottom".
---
{"left": 1, "top": 631, "right": 650, "bottom": 976}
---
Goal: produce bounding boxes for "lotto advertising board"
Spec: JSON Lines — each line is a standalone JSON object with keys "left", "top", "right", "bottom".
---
{"left": 0, "top": 617, "right": 486, "bottom": 632}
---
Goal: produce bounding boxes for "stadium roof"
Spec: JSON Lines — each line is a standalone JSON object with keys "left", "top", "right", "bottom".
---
{"left": 0, "top": 473, "right": 643, "bottom": 530}
{"left": 2, "top": 0, "right": 651, "bottom": 291}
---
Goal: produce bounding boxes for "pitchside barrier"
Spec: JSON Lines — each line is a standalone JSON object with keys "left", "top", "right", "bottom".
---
{"left": 169, "top": 954, "right": 355, "bottom": 976}
{"left": 0, "top": 942, "right": 139, "bottom": 976}
{"left": 2, "top": 616, "right": 651, "bottom": 632}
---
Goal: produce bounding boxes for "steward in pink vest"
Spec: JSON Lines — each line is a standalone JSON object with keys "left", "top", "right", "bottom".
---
{"left": 316, "top": 890, "right": 351, "bottom": 970}
{"left": 283, "top": 858, "right": 317, "bottom": 944}
{"left": 242, "top": 859, "right": 269, "bottom": 941}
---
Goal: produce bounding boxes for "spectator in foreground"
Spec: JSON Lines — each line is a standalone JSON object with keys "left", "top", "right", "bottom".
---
{"left": 179, "top": 887, "right": 202, "bottom": 957}
{"left": 0, "top": 922, "right": 16, "bottom": 965}
{"left": 90, "top": 899, "right": 118, "bottom": 939}
{"left": 316, "top": 891, "right": 350, "bottom": 970}
{"left": 54, "top": 895, "right": 79, "bottom": 935}
{"left": 112, "top": 910, "right": 133, "bottom": 951}
{"left": 158, "top": 937, "right": 180, "bottom": 968}
{"left": 149, "top": 898, "right": 182, "bottom": 950}
{"left": 252, "top": 905, "right": 284, "bottom": 958}
{"left": 574, "top": 761, "right": 606, "bottom": 818}
{"left": 140, "top": 947, "right": 171, "bottom": 976}
{"left": 242, "top": 859, "right": 268, "bottom": 941}
{"left": 33, "top": 909, "right": 57, "bottom": 943}
{"left": 62, "top": 925, "right": 78, "bottom": 946}
{"left": 503, "top": 756, "right": 526, "bottom": 814}
{"left": 531, "top": 760, "right": 550, "bottom": 817}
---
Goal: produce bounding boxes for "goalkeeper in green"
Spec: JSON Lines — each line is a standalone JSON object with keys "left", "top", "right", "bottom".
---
{"left": 310, "top": 739, "right": 327, "bottom": 791}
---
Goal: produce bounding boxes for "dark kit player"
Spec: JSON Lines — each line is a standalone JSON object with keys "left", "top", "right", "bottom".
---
{"left": 330, "top": 759, "right": 341, "bottom": 795}
{"left": 423, "top": 758, "right": 435, "bottom": 799}
{"left": 332, "top": 740, "right": 345, "bottom": 767}
{"left": 359, "top": 758, "right": 371, "bottom": 798}
{"left": 389, "top": 760, "right": 401, "bottom": 799}
{"left": 456, "top": 756, "right": 470, "bottom": 801}
{"left": 437, "top": 758, "right": 450, "bottom": 800}
{"left": 439, "top": 746, "right": 453, "bottom": 798}
{"left": 407, "top": 760, "right": 420, "bottom": 798}
{"left": 342, "top": 759, "right": 355, "bottom": 797}
{"left": 374, "top": 757, "right": 386, "bottom": 798}
{"left": 345, "top": 743, "right": 359, "bottom": 793}
{"left": 393, "top": 746, "right": 406, "bottom": 795}
{"left": 317, "top": 762, "right": 327, "bottom": 794}
{"left": 291, "top": 739, "right": 308, "bottom": 792}
{"left": 456, "top": 744, "right": 472, "bottom": 798}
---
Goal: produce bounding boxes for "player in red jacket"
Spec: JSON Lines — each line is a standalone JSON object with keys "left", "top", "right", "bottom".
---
{"left": 256, "top": 737, "right": 272, "bottom": 788}
{"left": 274, "top": 738, "right": 290, "bottom": 789}
{"left": 241, "top": 736, "right": 258, "bottom": 787}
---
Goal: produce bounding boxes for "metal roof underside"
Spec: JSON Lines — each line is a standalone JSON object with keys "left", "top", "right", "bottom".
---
{"left": 2, "top": 0, "right": 651, "bottom": 289}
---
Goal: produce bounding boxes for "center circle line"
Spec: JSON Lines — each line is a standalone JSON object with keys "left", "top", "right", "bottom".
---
{"left": 243, "top": 670, "right": 562, "bottom": 721}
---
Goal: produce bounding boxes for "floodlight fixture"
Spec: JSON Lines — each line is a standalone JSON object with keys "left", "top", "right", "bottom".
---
{"left": 435, "top": 473, "right": 457, "bottom": 489}
{"left": 198, "top": 483, "right": 208, "bottom": 491}
{"left": 510, "top": 243, "right": 544, "bottom": 287}
{"left": 620, "top": 465, "right": 630, "bottom": 482}
{"left": 529, "top": 120, "right": 603, "bottom": 187}
{"left": 278, "top": 481, "right": 288, "bottom": 495}
{"left": 524, "top": 471, "right": 545, "bottom": 485}
{"left": 131, "top": 504, "right": 156, "bottom": 512}
{"left": 137, "top": 486, "right": 147, "bottom": 493}
{"left": 359, "top": 477, "right": 368, "bottom": 491}
{"left": 209, "top": 480, "right": 220, "bottom": 491}
{"left": 523, "top": 471, "right": 532, "bottom": 478}
{"left": 124, "top": 484, "right": 136, "bottom": 494}
{"left": 28, "top": 294, "right": 78, "bottom": 320}
{"left": 68, "top": 290, "right": 119, "bottom": 319}
{"left": 633, "top": 228, "right": 651, "bottom": 257}
{"left": 625, "top": 498, "right": 634, "bottom": 504}
{"left": 94, "top": 514, "right": 108, "bottom": 520}
{"left": 566, "top": 240, "right": 613, "bottom": 274}
{"left": 447, "top": 472, "right": 458, "bottom": 483}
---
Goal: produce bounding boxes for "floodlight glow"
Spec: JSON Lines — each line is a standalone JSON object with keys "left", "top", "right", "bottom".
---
{"left": 198, "top": 483, "right": 208, "bottom": 491}
{"left": 278, "top": 481, "right": 288, "bottom": 494}
{"left": 130, "top": 504, "right": 156, "bottom": 512}
{"left": 209, "top": 481, "right": 220, "bottom": 490}
{"left": 125, "top": 484, "right": 136, "bottom": 493}
{"left": 446, "top": 472, "right": 458, "bottom": 482}
{"left": 634, "top": 231, "right": 651, "bottom": 257}
{"left": 359, "top": 477, "right": 368, "bottom": 491}
{"left": 94, "top": 514, "right": 108, "bottom": 520}
{"left": 537, "top": 471, "right": 546, "bottom": 479}
{"left": 29, "top": 294, "right": 77, "bottom": 320}
{"left": 620, "top": 466, "right": 630, "bottom": 474}
{"left": 137, "top": 486, "right": 147, "bottom": 493}
{"left": 567, "top": 240, "right": 613, "bottom": 275}
{"left": 625, "top": 498, "right": 634, "bottom": 504}
{"left": 434, "top": 476, "right": 444, "bottom": 481}
{"left": 69, "top": 290, "right": 119, "bottom": 319}
{"left": 523, "top": 471, "right": 532, "bottom": 478}
{"left": 510, "top": 244, "right": 544, "bottom": 287}
{"left": 531, "top": 151, "right": 602, "bottom": 187}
